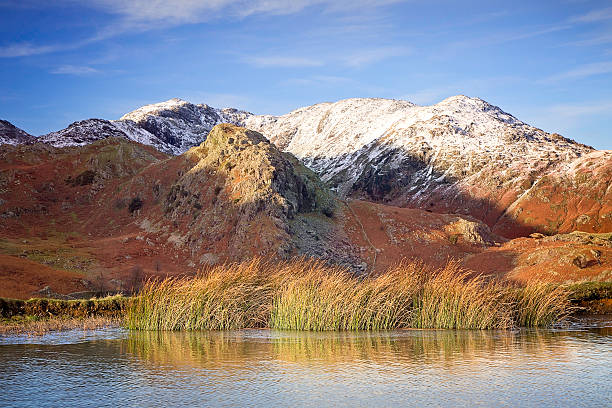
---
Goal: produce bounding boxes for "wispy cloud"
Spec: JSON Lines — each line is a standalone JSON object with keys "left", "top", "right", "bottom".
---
{"left": 0, "top": 42, "right": 62, "bottom": 57}
{"left": 282, "top": 75, "right": 351, "bottom": 86}
{"left": 245, "top": 45, "right": 409, "bottom": 69}
{"left": 571, "top": 7, "right": 612, "bottom": 23}
{"left": 341, "top": 46, "right": 410, "bottom": 67}
{"left": 437, "top": 24, "right": 572, "bottom": 60}
{"left": 567, "top": 32, "right": 612, "bottom": 47}
{"left": 90, "top": 0, "right": 403, "bottom": 22}
{"left": 246, "top": 56, "right": 325, "bottom": 68}
{"left": 0, "top": 0, "right": 406, "bottom": 58}
{"left": 51, "top": 65, "right": 100, "bottom": 75}
{"left": 543, "top": 61, "right": 612, "bottom": 82}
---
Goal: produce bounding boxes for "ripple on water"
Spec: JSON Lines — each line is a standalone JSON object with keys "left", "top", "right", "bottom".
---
{"left": 0, "top": 317, "right": 611, "bottom": 407}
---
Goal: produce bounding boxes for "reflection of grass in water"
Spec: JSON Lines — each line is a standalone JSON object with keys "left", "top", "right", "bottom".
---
{"left": 124, "top": 329, "right": 570, "bottom": 369}
{"left": 126, "top": 259, "right": 570, "bottom": 331}
{"left": 124, "top": 330, "right": 257, "bottom": 367}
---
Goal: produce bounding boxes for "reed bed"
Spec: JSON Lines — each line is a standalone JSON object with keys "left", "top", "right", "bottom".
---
{"left": 125, "top": 258, "right": 570, "bottom": 331}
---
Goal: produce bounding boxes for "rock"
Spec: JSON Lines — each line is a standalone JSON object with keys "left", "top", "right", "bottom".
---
{"left": 573, "top": 255, "right": 589, "bottom": 269}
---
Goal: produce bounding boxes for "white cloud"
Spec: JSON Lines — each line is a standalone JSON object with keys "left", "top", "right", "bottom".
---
{"left": 543, "top": 61, "right": 612, "bottom": 82}
{"left": 51, "top": 65, "right": 100, "bottom": 75}
{"left": 341, "top": 46, "right": 410, "bottom": 67}
{"left": 571, "top": 7, "right": 612, "bottom": 23}
{"left": 0, "top": 42, "right": 61, "bottom": 57}
{"left": 246, "top": 56, "right": 325, "bottom": 68}
{"left": 0, "top": 0, "right": 406, "bottom": 58}
{"left": 88, "top": 0, "right": 404, "bottom": 24}
{"left": 244, "top": 45, "right": 410, "bottom": 70}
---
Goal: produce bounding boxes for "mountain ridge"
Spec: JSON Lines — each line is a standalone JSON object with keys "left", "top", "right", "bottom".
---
{"left": 2, "top": 95, "right": 610, "bottom": 237}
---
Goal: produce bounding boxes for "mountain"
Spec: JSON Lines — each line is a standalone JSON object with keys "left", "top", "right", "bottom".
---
{"left": 37, "top": 118, "right": 181, "bottom": 154}
{"left": 241, "top": 96, "right": 609, "bottom": 238}
{"left": 0, "top": 120, "right": 34, "bottom": 145}
{"left": 1, "top": 124, "right": 610, "bottom": 299}
{"left": 22, "top": 96, "right": 612, "bottom": 238}
{"left": 111, "top": 96, "right": 610, "bottom": 238}
{"left": 36, "top": 98, "right": 252, "bottom": 155}
{"left": 120, "top": 98, "right": 251, "bottom": 153}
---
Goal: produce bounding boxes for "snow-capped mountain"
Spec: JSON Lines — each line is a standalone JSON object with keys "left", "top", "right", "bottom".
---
{"left": 14, "top": 95, "right": 610, "bottom": 237}
{"left": 0, "top": 120, "right": 34, "bottom": 145}
{"left": 241, "top": 97, "right": 606, "bottom": 237}
{"left": 36, "top": 98, "right": 252, "bottom": 155}
{"left": 37, "top": 118, "right": 181, "bottom": 154}
{"left": 119, "top": 98, "right": 252, "bottom": 153}
{"left": 243, "top": 96, "right": 591, "bottom": 197}
{"left": 245, "top": 97, "right": 592, "bottom": 189}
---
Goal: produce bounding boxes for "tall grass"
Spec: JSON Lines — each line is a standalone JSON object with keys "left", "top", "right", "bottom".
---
{"left": 125, "top": 258, "right": 569, "bottom": 331}
{"left": 126, "top": 259, "right": 273, "bottom": 330}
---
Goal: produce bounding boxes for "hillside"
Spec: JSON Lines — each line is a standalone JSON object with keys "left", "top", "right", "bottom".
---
{"left": 5, "top": 96, "right": 611, "bottom": 239}
{"left": 1, "top": 124, "right": 610, "bottom": 299}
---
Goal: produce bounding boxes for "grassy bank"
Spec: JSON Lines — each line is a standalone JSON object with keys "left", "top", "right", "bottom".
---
{"left": 0, "top": 295, "right": 126, "bottom": 334}
{"left": 125, "top": 259, "right": 572, "bottom": 331}
{"left": 1, "top": 265, "right": 610, "bottom": 334}
{"left": 0, "top": 316, "right": 120, "bottom": 335}
{"left": 0, "top": 295, "right": 127, "bottom": 319}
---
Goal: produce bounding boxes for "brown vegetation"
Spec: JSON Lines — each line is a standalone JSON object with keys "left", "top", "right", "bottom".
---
{"left": 126, "top": 259, "right": 570, "bottom": 331}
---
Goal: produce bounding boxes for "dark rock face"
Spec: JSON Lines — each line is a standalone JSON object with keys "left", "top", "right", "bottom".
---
{"left": 0, "top": 120, "right": 34, "bottom": 145}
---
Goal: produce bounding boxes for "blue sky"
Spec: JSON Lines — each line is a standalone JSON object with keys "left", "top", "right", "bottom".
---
{"left": 0, "top": 0, "right": 611, "bottom": 149}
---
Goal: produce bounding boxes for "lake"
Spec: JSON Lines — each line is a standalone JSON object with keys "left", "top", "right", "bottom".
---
{"left": 1, "top": 318, "right": 611, "bottom": 407}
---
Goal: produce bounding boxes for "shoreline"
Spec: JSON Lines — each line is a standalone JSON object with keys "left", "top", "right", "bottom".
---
{"left": 1, "top": 280, "right": 610, "bottom": 335}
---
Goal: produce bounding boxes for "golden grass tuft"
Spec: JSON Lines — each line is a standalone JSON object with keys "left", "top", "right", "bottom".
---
{"left": 125, "top": 258, "right": 570, "bottom": 331}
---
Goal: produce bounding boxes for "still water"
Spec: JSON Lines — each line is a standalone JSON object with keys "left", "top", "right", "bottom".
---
{"left": 1, "top": 319, "right": 611, "bottom": 407}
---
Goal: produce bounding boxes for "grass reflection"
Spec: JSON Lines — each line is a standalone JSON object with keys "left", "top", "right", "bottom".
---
{"left": 124, "top": 328, "right": 572, "bottom": 369}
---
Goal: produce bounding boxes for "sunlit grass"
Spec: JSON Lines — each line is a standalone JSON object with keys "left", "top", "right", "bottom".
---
{"left": 125, "top": 258, "right": 571, "bottom": 331}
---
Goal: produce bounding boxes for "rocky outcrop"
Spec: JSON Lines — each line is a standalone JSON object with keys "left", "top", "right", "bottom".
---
{"left": 145, "top": 124, "right": 342, "bottom": 263}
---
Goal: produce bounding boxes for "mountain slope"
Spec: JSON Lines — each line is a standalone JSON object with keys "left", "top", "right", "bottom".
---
{"left": 241, "top": 96, "right": 608, "bottom": 237}
{"left": 38, "top": 118, "right": 180, "bottom": 154}
{"left": 0, "top": 120, "right": 34, "bottom": 145}
{"left": 1, "top": 125, "right": 610, "bottom": 298}
{"left": 119, "top": 98, "right": 251, "bottom": 153}
{"left": 33, "top": 96, "right": 611, "bottom": 237}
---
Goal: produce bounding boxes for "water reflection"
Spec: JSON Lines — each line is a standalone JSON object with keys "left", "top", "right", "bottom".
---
{"left": 1, "top": 325, "right": 611, "bottom": 407}
{"left": 123, "top": 328, "right": 590, "bottom": 369}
